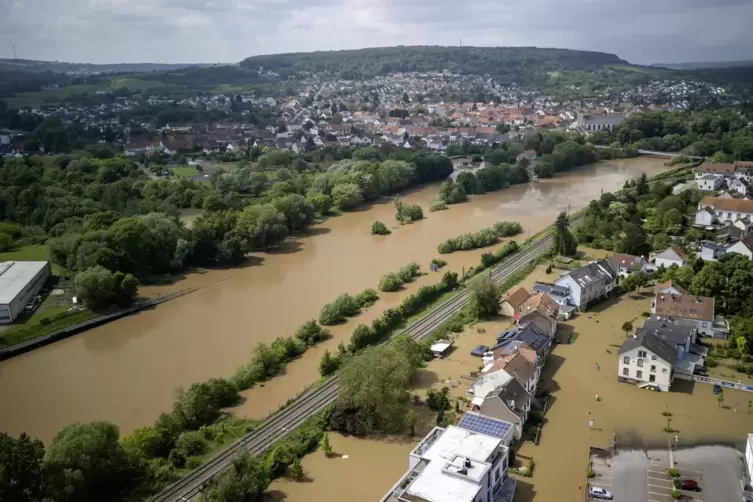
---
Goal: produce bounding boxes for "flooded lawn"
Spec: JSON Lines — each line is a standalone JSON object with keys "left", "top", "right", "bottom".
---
{"left": 269, "top": 248, "right": 753, "bottom": 502}
{"left": 0, "top": 158, "right": 668, "bottom": 443}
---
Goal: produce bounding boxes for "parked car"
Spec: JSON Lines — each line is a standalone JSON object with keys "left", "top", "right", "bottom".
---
{"left": 640, "top": 383, "right": 661, "bottom": 391}
{"left": 713, "top": 384, "right": 722, "bottom": 395}
{"left": 680, "top": 479, "right": 701, "bottom": 491}
{"left": 693, "top": 366, "right": 707, "bottom": 376}
{"left": 589, "top": 486, "right": 613, "bottom": 500}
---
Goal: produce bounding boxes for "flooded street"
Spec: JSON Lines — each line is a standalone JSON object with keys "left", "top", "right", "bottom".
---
{"left": 268, "top": 252, "right": 753, "bottom": 502}
{"left": 0, "top": 158, "right": 667, "bottom": 443}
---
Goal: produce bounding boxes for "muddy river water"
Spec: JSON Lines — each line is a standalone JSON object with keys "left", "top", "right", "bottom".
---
{"left": 0, "top": 158, "right": 667, "bottom": 443}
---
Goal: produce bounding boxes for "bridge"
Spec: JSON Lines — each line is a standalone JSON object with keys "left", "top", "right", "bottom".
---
{"left": 592, "top": 144, "right": 704, "bottom": 161}
{"left": 151, "top": 212, "right": 585, "bottom": 502}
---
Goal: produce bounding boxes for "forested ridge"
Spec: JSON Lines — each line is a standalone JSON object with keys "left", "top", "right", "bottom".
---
{"left": 240, "top": 45, "right": 629, "bottom": 81}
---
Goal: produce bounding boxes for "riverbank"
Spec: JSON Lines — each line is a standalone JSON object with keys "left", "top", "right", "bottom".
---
{"left": 0, "top": 158, "right": 669, "bottom": 443}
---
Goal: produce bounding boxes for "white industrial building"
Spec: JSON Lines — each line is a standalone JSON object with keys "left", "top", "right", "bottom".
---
{"left": 0, "top": 261, "right": 51, "bottom": 323}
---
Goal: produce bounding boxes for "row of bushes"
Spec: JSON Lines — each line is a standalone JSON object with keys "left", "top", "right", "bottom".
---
{"left": 462, "top": 241, "right": 520, "bottom": 280}
{"left": 379, "top": 263, "right": 422, "bottom": 292}
{"left": 231, "top": 321, "right": 331, "bottom": 389}
{"left": 438, "top": 221, "right": 522, "bottom": 254}
{"left": 320, "top": 270, "right": 460, "bottom": 376}
{"left": 318, "top": 289, "right": 380, "bottom": 325}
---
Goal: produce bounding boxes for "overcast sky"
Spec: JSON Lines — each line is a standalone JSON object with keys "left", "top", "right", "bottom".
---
{"left": 2, "top": 0, "right": 752, "bottom": 65}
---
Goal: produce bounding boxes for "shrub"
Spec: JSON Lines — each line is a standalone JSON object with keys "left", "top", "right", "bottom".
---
{"left": 431, "top": 258, "right": 447, "bottom": 269}
{"left": 587, "top": 469, "right": 595, "bottom": 478}
{"left": 672, "top": 477, "right": 681, "bottom": 488}
{"left": 354, "top": 289, "right": 379, "bottom": 308}
{"left": 438, "top": 222, "right": 522, "bottom": 254}
{"left": 371, "top": 220, "right": 391, "bottom": 235}
{"left": 319, "top": 303, "right": 345, "bottom": 325}
{"left": 670, "top": 490, "right": 681, "bottom": 500}
{"left": 295, "top": 321, "right": 329, "bottom": 346}
{"left": 429, "top": 200, "right": 448, "bottom": 212}
{"left": 667, "top": 468, "right": 679, "bottom": 477}
{"left": 395, "top": 200, "right": 424, "bottom": 224}
{"left": 333, "top": 293, "right": 359, "bottom": 317}
{"left": 398, "top": 263, "right": 421, "bottom": 282}
{"left": 379, "top": 272, "right": 403, "bottom": 292}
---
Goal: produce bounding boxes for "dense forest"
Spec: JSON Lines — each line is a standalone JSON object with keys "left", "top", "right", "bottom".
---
{"left": 240, "top": 45, "right": 629, "bottom": 82}
{"left": 590, "top": 109, "right": 753, "bottom": 160}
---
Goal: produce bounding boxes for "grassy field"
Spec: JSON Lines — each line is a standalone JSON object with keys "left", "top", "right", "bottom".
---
{"left": 7, "top": 77, "right": 169, "bottom": 108}
{"left": 0, "top": 305, "right": 97, "bottom": 350}
{"left": 170, "top": 166, "right": 200, "bottom": 178}
{"left": 0, "top": 244, "right": 63, "bottom": 274}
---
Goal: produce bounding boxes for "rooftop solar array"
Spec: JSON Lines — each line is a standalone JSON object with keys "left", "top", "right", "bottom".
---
{"left": 457, "top": 412, "right": 513, "bottom": 439}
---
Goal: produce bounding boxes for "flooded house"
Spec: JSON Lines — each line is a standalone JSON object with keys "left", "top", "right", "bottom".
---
{"left": 553, "top": 259, "right": 617, "bottom": 310}
{"left": 379, "top": 424, "right": 516, "bottom": 502}
{"left": 499, "top": 287, "right": 530, "bottom": 317}
{"left": 636, "top": 316, "right": 708, "bottom": 379}
{"left": 651, "top": 292, "right": 728, "bottom": 338}
{"left": 517, "top": 293, "right": 559, "bottom": 338}
{"left": 609, "top": 252, "right": 648, "bottom": 278}
{"left": 618, "top": 331, "right": 677, "bottom": 391}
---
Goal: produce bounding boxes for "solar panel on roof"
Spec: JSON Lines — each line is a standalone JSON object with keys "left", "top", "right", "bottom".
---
{"left": 458, "top": 413, "right": 513, "bottom": 439}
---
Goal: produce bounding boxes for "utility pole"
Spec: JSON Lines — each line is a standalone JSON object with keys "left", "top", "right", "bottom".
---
{"left": 12, "top": 44, "right": 17, "bottom": 59}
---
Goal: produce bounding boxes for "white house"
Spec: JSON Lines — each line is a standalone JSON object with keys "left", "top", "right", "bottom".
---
{"left": 618, "top": 332, "right": 676, "bottom": 392}
{"left": 654, "top": 280, "right": 686, "bottom": 296}
{"left": 554, "top": 259, "right": 617, "bottom": 310}
{"left": 699, "top": 196, "right": 753, "bottom": 223}
{"left": 694, "top": 207, "right": 716, "bottom": 227}
{"left": 697, "top": 174, "right": 725, "bottom": 192}
{"left": 727, "top": 235, "right": 753, "bottom": 260}
{"left": 654, "top": 244, "right": 688, "bottom": 268}
{"left": 699, "top": 240, "right": 727, "bottom": 261}
{"left": 729, "top": 178, "right": 751, "bottom": 196}
{"left": 694, "top": 162, "right": 736, "bottom": 180}
{"left": 609, "top": 252, "right": 647, "bottom": 278}
{"left": 379, "top": 425, "right": 515, "bottom": 502}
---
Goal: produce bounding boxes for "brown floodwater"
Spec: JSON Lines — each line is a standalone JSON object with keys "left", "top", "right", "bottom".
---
{"left": 269, "top": 252, "right": 753, "bottom": 502}
{"left": 0, "top": 158, "right": 668, "bottom": 444}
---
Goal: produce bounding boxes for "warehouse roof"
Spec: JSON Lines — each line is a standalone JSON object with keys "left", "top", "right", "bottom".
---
{"left": 0, "top": 261, "right": 49, "bottom": 305}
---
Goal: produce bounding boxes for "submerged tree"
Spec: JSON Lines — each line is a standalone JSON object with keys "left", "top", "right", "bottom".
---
{"left": 553, "top": 212, "right": 578, "bottom": 257}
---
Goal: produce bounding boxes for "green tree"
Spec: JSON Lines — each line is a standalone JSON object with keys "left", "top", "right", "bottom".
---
{"left": 0, "top": 432, "right": 47, "bottom": 502}
{"left": 307, "top": 193, "right": 332, "bottom": 215}
{"left": 371, "top": 220, "right": 391, "bottom": 235}
{"left": 272, "top": 194, "right": 315, "bottom": 232}
{"left": 737, "top": 336, "right": 749, "bottom": 358}
{"left": 236, "top": 204, "right": 288, "bottom": 250}
{"left": 44, "top": 421, "right": 147, "bottom": 502}
{"left": 622, "top": 271, "right": 648, "bottom": 292}
{"left": 289, "top": 457, "right": 304, "bottom": 481}
{"left": 319, "top": 431, "right": 332, "bottom": 456}
{"left": 379, "top": 272, "right": 403, "bottom": 292}
{"left": 120, "top": 426, "right": 162, "bottom": 460}
{"left": 73, "top": 266, "right": 138, "bottom": 309}
{"left": 622, "top": 321, "right": 634, "bottom": 336}
{"left": 199, "top": 452, "right": 270, "bottom": 502}
{"left": 553, "top": 212, "right": 577, "bottom": 257}
{"left": 717, "top": 391, "right": 725, "bottom": 408}
{"left": 426, "top": 387, "right": 451, "bottom": 412}
{"left": 635, "top": 173, "right": 649, "bottom": 195}
{"left": 319, "top": 350, "right": 341, "bottom": 377}
{"left": 331, "top": 183, "right": 364, "bottom": 210}
{"left": 468, "top": 275, "right": 501, "bottom": 319}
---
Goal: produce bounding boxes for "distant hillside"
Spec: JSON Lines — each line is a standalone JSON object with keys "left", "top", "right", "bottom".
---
{"left": 239, "top": 45, "right": 630, "bottom": 83}
{"left": 653, "top": 60, "right": 753, "bottom": 70}
{"left": 0, "top": 58, "right": 228, "bottom": 75}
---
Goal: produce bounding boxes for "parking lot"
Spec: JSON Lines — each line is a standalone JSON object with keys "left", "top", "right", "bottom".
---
{"left": 587, "top": 446, "right": 743, "bottom": 502}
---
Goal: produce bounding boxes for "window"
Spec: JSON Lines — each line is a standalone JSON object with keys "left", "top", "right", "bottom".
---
{"left": 651, "top": 355, "right": 657, "bottom": 361}
{"left": 649, "top": 374, "right": 656, "bottom": 382}
{"left": 623, "top": 356, "right": 629, "bottom": 364}
{"left": 636, "top": 370, "right": 643, "bottom": 379}
{"left": 623, "top": 368, "right": 629, "bottom": 376}
{"left": 638, "top": 350, "right": 647, "bottom": 358}
{"left": 650, "top": 365, "right": 656, "bottom": 372}
{"left": 662, "top": 368, "right": 668, "bottom": 374}
{"left": 637, "top": 359, "right": 643, "bottom": 367}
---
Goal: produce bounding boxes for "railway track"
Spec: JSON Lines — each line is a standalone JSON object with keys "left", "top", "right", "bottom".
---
{"left": 152, "top": 212, "right": 584, "bottom": 501}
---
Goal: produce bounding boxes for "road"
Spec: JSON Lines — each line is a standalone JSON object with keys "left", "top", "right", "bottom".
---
{"left": 151, "top": 212, "right": 584, "bottom": 502}
{"left": 592, "top": 145, "right": 703, "bottom": 161}
{"left": 291, "top": 81, "right": 327, "bottom": 122}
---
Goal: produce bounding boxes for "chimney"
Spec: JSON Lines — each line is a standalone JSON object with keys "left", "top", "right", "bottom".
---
{"left": 464, "top": 457, "right": 472, "bottom": 469}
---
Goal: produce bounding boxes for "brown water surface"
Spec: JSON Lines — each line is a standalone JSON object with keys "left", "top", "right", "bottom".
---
{"left": 0, "top": 159, "right": 667, "bottom": 443}
{"left": 269, "top": 251, "right": 753, "bottom": 502}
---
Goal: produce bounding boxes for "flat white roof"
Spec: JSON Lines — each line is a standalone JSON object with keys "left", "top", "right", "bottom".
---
{"left": 468, "top": 368, "right": 513, "bottom": 398}
{"left": 430, "top": 341, "right": 453, "bottom": 353}
{"left": 0, "top": 261, "right": 49, "bottom": 305}
{"left": 406, "top": 425, "right": 501, "bottom": 502}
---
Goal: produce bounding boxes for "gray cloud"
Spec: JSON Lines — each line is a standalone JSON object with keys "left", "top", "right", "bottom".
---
{"left": 0, "top": 0, "right": 751, "bottom": 64}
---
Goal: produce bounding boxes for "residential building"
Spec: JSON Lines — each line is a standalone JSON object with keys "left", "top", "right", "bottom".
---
{"left": 379, "top": 424, "right": 514, "bottom": 502}
{"left": 517, "top": 293, "right": 559, "bottom": 338}
{"left": 654, "top": 244, "right": 688, "bottom": 269}
{"left": 530, "top": 282, "right": 575, "bottom": 319}
{"left": 482, "top": 342, "right": 541, "bottom": 392}
{"left": 491, "top": 322, "right": 553, "bottom": 365}
{"left": 609, "top": 252, "right": 647, "bottom": 278}
{"left": 651, "top": 293, "right": 717, "bottom": 337}
{"left": 500, "top": 287, "right": 530, "bottom": 317}
{"left": 457, "top": 413, "right": 516, "bottom": 447}
{"left": 729, "top": 178, "right": 751, "bottom": 196}
{"left": 554, "top": 259, "right": 617, "bottom": 310}
{"left": 699, "top": 240, "right": 727, "bottom": 261}
{"left": 697, "top": 174, "right": 725, "bottom": 192}
{"left": 468, "top": 370, "right": 534, "bottom": 441}
{"left": 485, "top": 346, "right": 538, "bottom": 395}
{"left": 694, "top": 206, "right": 716, "bottom": 227}
{"left": 638, "top": 316, "right": 707, "bottom": 378}
{"left": 726, "top": 235, "right": 753, "bottom": 260}
{"left": 698, "top": 196, "right": 753, "bottom": 223}
{"left": 618, "top": 332, "right": 676, "bottom": 391}
{"left": 0, "top": 261, "right": 52, "bottom": 323}
{"left": 694, "top": 163, "right": 736, "bottom": 179}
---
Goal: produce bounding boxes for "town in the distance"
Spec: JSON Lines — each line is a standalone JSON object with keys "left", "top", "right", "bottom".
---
{"left": 2, "top": 46, "right": 753, "bottom": 502}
